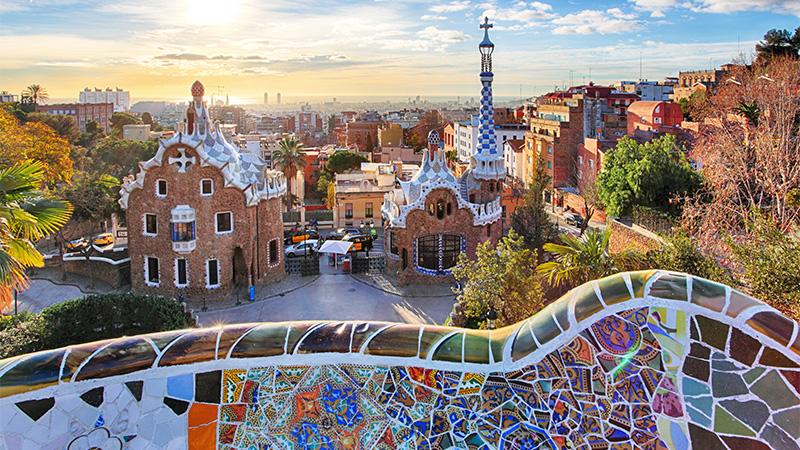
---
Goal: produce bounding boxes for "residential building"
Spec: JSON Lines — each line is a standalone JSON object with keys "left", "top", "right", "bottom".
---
{"left": 503, "top": 139, "right": 525, "bottom": 181}
{"left": 119, "top": 81, "right": 287, "bottom": 298}
{"left": 334, "top": 162, "right": 400, "bottom": 226}
{"left": 257, "top": 116, "right": 286, "bottom": 134}
{"left": 615, "top": 81, "right": 673, "bottom": 101}
{"left": 346, "top": 115, "right": 379, "bottom": 150}
{"left": 524, "top": 83, "right": 638, "bottom": 188}
{"left": 382, "top": 19, "right": 503, "bottom": 285}
{"left": 209, "top": 105, "right": 247, "bottom": 133}
{"left": 0, "top": 93, "right": 18, "bottom": 102}
{"left": 453, "top": 116, "right": 526, "bottom": 162}
{"left": 35, "top": 102, "right": 113, "bottom": 132}
{"left": 378, "top": 123, "right": 403, "bottom": 147}
{"left": 122, "top": 124, "right": 151, "bottom": 141}
{"left": 79, "top": 87, "right": 130, "bottom": 112}
{"left": 378, "top": 146, "right": 422, "bottom": 164}
{"left": 627, "top": 101, "right": 684, "bottom": 135}
{"left": 672, "top": 65, "right": 734, "bottom": 100}
{"left": 442, "top": 123, "right": 455, "bottom": 153}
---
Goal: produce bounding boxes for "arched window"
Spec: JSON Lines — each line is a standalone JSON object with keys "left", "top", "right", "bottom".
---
{"left": 436, "top": 200, "right": 445, "bottom": 219}
{"left": 415, "top": 234, "right": 463, "bottom": 274}
{"left": 447, "top": 203, "right": 452, "bottom": 216}
{"left": 428, "top": 203, "right": 435, "bottom": 216}
{"left": 489, "top": 183, "right": 494, "bottom": 193}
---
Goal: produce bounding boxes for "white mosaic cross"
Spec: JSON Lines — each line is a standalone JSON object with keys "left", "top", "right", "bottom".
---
{"left": 168, "top": 148, "right": 196, "bottom": 173}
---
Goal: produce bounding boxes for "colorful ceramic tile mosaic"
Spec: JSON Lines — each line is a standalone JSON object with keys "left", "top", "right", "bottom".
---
{"left": 2, "top": 271, "right": 799, "bottom": 449}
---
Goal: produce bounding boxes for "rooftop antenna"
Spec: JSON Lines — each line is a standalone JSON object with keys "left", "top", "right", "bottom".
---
{"left": 569, "top": 69, "right": 575, "bottom": 87}
{"left": 639, "top": 51, "right": 643, "bottom": 81}
{"left": 589, "top": 68, "right": 592, "bottom": 82}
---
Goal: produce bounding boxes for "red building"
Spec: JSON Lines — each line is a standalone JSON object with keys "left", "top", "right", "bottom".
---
{"left": 627, "top": 101, "right": 684, "bottom": 135}
{"left": 35, "top": 102, "right": 113, "bottom": 132}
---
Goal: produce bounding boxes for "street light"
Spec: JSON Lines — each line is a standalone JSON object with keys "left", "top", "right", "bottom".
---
{"left": 486, "top": 305, "right": 498, "bottom": 330}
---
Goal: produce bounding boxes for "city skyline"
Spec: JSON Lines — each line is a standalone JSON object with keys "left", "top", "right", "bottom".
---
{"left": 2, "top": 0, "right": 798, "bottom": 103}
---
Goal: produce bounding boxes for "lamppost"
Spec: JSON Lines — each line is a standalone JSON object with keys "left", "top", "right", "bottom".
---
{"left": 486, "top": 305, "right": 498, "bottom": 330}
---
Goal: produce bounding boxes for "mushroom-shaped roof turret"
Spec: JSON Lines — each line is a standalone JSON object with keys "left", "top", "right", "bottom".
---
{"left": 427, "top": 130, "right": 440, "bottom": 148}
{"left": 191, "top": 80, "right": 205, "bottom": 97}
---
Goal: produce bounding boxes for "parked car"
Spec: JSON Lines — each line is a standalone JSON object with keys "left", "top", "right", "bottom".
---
{"left": 285, "top": 239, "right": 319, "bottom": 257}
{"left": 564, "top": 212, "right": 584, "bottom": 228}
{"left": 342, "top": 234, "right": 373, "bottom": 252}
{"left": 66, "top": 237, "right": 88, "bottom": 251}
{"left": 284, "top": 229, "right": 319, "bottom": 244}
{"left": 327, "top": 227, "right": 359, "bottom": 240}
{"left": 93, "top": 233, "right": 114, "bottom": 246}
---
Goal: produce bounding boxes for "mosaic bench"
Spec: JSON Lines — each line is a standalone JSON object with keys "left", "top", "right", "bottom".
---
{"left": 1, "top": 270, "right": 798, "bottom": 450}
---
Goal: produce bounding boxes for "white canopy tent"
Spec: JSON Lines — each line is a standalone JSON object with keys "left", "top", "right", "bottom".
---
{"left": 317, "top": 240, "right": 353, "bottom": 255}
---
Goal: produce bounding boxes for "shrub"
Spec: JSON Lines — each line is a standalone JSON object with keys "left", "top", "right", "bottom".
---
{"left": 0, "top": 294, "right": 191, "bottom": 359}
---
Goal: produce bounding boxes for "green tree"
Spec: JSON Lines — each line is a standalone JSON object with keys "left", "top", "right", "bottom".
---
{"left": 755, "top": 27, "right": 800, "bottom": 63}
{"left": 510, "top": 156, "right": 558, "bottom": 256}
{"left": 727, "top": 213, "right": 800, "bottom": 320}
{"left": 141, "top": 112, "right": 153, "bottom": 125}
{"left": 56, "top": 172, "right": 120, "bottom": 287}
{"left": 537, "top": 228, "right": 643, "bottom": 290}
{"left": 646, "top": 230, "right": 731, "bottom": 284}
{"left": 86, "top": 139, "right": 158, "bottom": 179}
{"left": 77, "top": 119, "right": 106, "bottom": 149}
{"left": 325, "top": 151, "right": 367, "bottom": 174}
{"left": 21, "top": 84, "right": 48, "bottom": 106}
{"left": 108, "top": 112, "right": 141, "bottom": 138}
{"left": 0, "top": 161, "right": 72, "bottom": 313}
{"left": 450, "top": 230, "right": 546, "bottom": 329}
{"left": 597, "top": 135, "right": 702, "bottom": 217}
{"left": 25, "top": 112, "right": 82, "bottom": 145}
{"left": 273, "top": 136, "right": 308, "bottom": 211}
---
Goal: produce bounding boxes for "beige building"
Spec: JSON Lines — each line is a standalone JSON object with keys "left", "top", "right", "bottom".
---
{"left": 378, "top": 123, "right": 403, "bottom": 147}
{"left": 333, "top": 162, "right": 417, "bottom": 226}
{"left": 123, "top": 124, "right": 151, "bottom": 141}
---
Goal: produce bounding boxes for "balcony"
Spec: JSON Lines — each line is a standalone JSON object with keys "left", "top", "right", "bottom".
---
{"left": 173, "top": 240, "right": 196, "bottom": 253}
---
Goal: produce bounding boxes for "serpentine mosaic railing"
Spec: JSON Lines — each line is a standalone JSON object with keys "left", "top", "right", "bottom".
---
{"left": 1, "top": 270, "right": 798, "bottom": 450}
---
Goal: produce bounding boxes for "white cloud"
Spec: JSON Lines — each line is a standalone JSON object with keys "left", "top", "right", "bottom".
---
{"left": 430, "top": 1, "right": 472, "bottom": 13}
{"left": 419, "top": 26, "right": 469, "bottom": 42}
{"left": 482, "top": 1, "right": 556, "bottom": 23}
{"left": 628, "top": 0, "right": 800, "bottom": 17}
{"left": 421, "top": 14, "right": 447, "bottom": 20}
{"left": 552, "top": 9, "right": 641, "bottom": 34}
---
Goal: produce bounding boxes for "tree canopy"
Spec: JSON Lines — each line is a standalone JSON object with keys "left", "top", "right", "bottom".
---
{"left": 25, "top": 112, "right": 82, "bottom": 145}
{"left": 109, "top": 112, "right": 141, "bottom": 138}
{"left": 597, "top": 135, "right": 702, "bottom": 217}
{"left": 510, "top": 156, "right": 558, "bottom": 255}
{"left": 0, "top": 109, "right": 73, "bottom": 185}
{"left": 450, "top": 231, "right": 545, "bottom": 329}
{"left": 325, "top": 151, "right": 367, "bottom": 174}
{"left": 756, "top": 27, "right": 800, "bottom": 63}
{"left": 84, "top": 139, "right": 158, "bottom": 180}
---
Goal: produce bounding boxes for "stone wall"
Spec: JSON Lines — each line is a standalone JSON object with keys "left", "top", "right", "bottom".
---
{"left": 609, "top": 218, "right": 662, "bottom": 254}
{"left": 61, "top": 256, "right": 130, "bottom": 288}
{"left": 2, "top": 271, "right": 798, "bottom": 450}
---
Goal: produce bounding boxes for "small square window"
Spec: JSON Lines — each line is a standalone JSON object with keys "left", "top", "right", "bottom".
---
{"left": 156, "top": 179, "right": 167, "bottom": 197}
{"left": 547, "top": 145, "right": 552, "bottom": 154}
{"left": 547, "top": 161, "right": 552, "bottom": 169}
{"left": 215, "top": 212, "right": 233, "bottom": 234}
{"left": 144, "top": 214, "right": 157, "bottom": 236}
{"left": 365, "top": 202, "right": 373, "bottom": 218}
{"left": 201, "top": 179, "right": 214, "bottom": 196}
{"left": 345, "top": 203, "right": 353, "bottom": 219}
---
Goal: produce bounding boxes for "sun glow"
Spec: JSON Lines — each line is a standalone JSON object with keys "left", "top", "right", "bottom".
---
{"left": 183, "top": 0, "right": 243, "bottom": 26}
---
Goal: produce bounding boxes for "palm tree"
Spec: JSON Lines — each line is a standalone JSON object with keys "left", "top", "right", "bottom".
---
{"left": 21, "top": 84, "right": 48, "bottom": 105}
{"left": 536, "top": 228, "right": 643, "bottom": 289}
{"left": 0, "top": 161, "right": 71, "bottom": 313}
{"left": 273, "top": 136, "right": 308, "bottom": 211}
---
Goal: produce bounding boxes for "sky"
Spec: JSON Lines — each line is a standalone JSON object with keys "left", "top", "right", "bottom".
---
{"left": 1, "top": 0, "right": 798, "bottom": 103}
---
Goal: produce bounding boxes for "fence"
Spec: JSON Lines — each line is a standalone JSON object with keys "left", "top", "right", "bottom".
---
{"left": 285, "top": 256, "right": 320, "bottom": 276}
{"left": 351, "top": 254, "right": 385, "bottom": 274}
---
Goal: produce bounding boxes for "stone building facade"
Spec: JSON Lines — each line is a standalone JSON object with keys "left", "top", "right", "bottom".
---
{"left": 120, "top": 81, "right": 287, "bottom": 298}
{"left": 382, "top": 19, "right": 503, "bottom": 285}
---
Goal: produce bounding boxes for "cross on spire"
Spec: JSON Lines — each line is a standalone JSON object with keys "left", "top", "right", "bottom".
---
{"left": 480, "top": 16, "right": 493, "bottom": 31}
